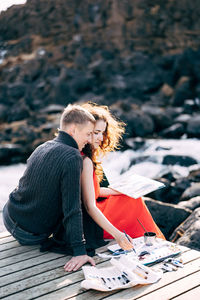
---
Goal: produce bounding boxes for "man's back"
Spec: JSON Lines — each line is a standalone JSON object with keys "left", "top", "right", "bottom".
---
{"left": 8, "top": 133, "right": 82, "bottom": 235}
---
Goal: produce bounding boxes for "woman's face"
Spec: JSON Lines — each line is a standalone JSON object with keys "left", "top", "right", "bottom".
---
{"left": 92, "top": 119, "right": 107, "bottom": 149}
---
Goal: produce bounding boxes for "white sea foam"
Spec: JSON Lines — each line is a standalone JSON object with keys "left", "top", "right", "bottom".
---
{"left": 102, "top": 138, "right": 200, "bottom": 182}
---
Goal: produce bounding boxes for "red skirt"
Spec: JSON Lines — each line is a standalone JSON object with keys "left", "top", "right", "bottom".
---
{"left": 96, "top": 194, "right": 165, "bottom": 240}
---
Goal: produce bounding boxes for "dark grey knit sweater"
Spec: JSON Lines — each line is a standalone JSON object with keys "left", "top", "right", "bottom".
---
{"left": 8, "top": 131, "right": 86, "bottom": 256}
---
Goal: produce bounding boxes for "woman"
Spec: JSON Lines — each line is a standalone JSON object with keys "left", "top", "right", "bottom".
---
{"left": 81, "top": 102, "right": 165, "bottom": 251}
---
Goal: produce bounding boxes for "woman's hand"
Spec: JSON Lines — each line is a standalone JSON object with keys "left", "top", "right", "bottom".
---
{"left": 115, "top": 232, "right": 133, "bottom": 251}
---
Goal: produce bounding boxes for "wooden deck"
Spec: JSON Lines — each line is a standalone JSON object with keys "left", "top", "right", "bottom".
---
{"left": 0, "top": 231, "right": 200, "bottom": 300}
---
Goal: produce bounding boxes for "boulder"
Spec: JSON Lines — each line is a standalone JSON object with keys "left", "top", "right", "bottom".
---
{"left": 160, "top": 123, "right": 185, "bottom": 138}
{"left": 183, "top": 99, "right": 198, "bottom": 114}
{"left": 170, "top": 207, "right": 200, "bottom": 251}
{"left": 7, "top": 82, "right": 26, "bottom": 100}
{"left": 144, "top": 197, "right": 191, "bottom": 239}
{"left": 162, "top": 155, "right": 198, "bottom": 166}
{"left": 188, "top": 168, "right": 200, "bottom": 182}
{"left": 186, "top": 115, "right": 200, "bottom": 137}
{"left": 125, "top": 111, "right": 155, "bottom": 137}
{"left": 141, "top": 105, "right": 173, "bottom": 131}
{"left": 174, "top": 114, "right": 191, "bottom": 124}
{"left": 181, "top": 183, "right": 200, "bottom": 200}
{"left": 0, "top": 143, "right": 26, "bottom": 164}
{"left": 39, "top": 104, "right": 65, "bottom": 114}
{"left": 159, "top": 178, "right": 191, "bottom": 204}
{"left": 7, "top": 102, "right": 30, "bottom": 123}
{"left": 0, "top": 104, "right": 8, "bottom": 122}
{"left": 172, "top": 77, "right": 194, "bottom": 106}
{"left": 178, "top": 196, "right": 200, "bottom": 210}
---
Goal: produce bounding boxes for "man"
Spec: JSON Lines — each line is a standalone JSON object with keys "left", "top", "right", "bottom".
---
{"left": 3, "top": 104, "right": 96, "bottom": 271}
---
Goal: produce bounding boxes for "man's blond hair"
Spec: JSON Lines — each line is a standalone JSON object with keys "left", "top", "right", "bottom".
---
{"left": 60, "top": 104, "right": 95, "bottom": 130}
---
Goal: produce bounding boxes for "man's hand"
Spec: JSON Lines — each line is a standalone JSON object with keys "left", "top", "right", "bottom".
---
{"left": 64, "top": 255, "right": 95, "bottom": 272}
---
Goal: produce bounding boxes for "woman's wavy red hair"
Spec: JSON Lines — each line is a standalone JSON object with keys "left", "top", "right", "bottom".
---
{"left": 81, "top": 102, "right": 125, "bottom": 182}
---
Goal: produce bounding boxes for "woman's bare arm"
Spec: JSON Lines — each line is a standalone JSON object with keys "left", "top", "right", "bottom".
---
{"left": 99, "top": 187, "right": 121, "bottom": 197}
{"left": 81, "top": 157, "right": 133, "bottom": 250}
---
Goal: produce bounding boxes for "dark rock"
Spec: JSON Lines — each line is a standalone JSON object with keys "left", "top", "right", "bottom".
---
{"left": 172, "top": 77, "right": 195, "bottom": 106}
{"left": 71, "top": 74, "right": 93, "bottom": 95}
{"left": 170, "top": 207, "right": 200, "bottom": 251}
{"left": 141, "top": 105, "right": 173, "bottom": 132}
{"left": 40, "top": 122, "right": 57, "bottom": 133}
{"left": 186, "top": 115, "right": 200, "bottom": 137}
{"left": 123, "top": 137, "right": 146, "bottom": 151}
{"left": 160, "top": 83, "right": 174, "bottom": 98}
{"left": 0, "top": 104, "right": 8, "bottom": 122}
{"left": 160, "top": 123, "right": 185, "bottom": 138}
{"left": 165, "top": 106, "right": 184, "bottom": 119}
{"left": 39, "top": 104, "right": 65, "bottom": 114}
{"left": 7, "top": 82, "right": 25, "bottom": 100}
{"left": 0, "top": 143, "right": 26, "bottom": 164}
{"left": 0, "top": 83, "right": 8, "bottom": 104}
{"left": 178, "top": 196, "right": 200, "bottom": 210}
{"left": 11, "top": 125, "right": 38, "bottom": 146}
{"left": 174, "top": 114, "right": 191, "bottom": 124}
{"left": 125, "top": 111, "right": 155, "bottom": 137}
{"left": 162, "top": 155, "right": 198, "bottom": 166}
{"left": 53, "top": 80, "right": 73, "bottom": 105}
{"left": 172, "top": 50, "right": 197, "bottom": 83}
{"left": 183, "top": 99, "right": 198, "bottom": 114}
{"left": 149, "top": 177, "right": 191, "bottom": 204}
{"left": 22, "top": 59, "right": 44, "bottom": 83}
{"left": 6, "top": 36, "right": 33, "bottom": 57}
{"left": 125, "top": 53, "right": 163, "bottom": 96}
{"left": 144, "top": 197, "right": 191, "bottom": 239}
{"left": 7, "top": 102, "right": 30, "bottom": 122}
{"left": 161, "top": 172, "right": 176, "bottom": 183}
{"left": 181, "top": 183, "right": 200, "bottom": 201}
{"left": 188, "top": 168, "right": 200, "bottom": 182}
{"left": 164, "top": 178, "right": 192, "bottom": 204}
{"left": 147, "top": 178, "right": 172, "bottom": 203}
{"left": 155, "top": 56, "right": 175, "bottom": 86}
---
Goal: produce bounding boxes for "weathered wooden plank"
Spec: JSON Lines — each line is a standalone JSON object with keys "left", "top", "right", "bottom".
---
{"left": 69, "top": 289, "right": 115, "bottom": 300}
{"left": 0, "top": 240, "right": 112, "bottom": 286}
{"left": 137, "top": 270, "right": 200, "bottom": 300}
{"left": 0, "top": 252, "right": 66, "bottom": 277}
{"left": 0, "top": 245, "right": 38, "bottom": 259}
{"left": 1, "top": 256, "right": 68, "bottom": 286}
{"left": 0, "top": 235, "right": 15, "bottom": 245}
{"left": 98, "top": 250, "right": 200, "bottom": 300}
{"left": 0, "top": 248, "right": 46, "bottom": 267}
{"left": 1, "top": 254, "right": 109, "bottom": 289}
{"left": 172, "top": 285, "right": 200, "bottom": 300}
{"left": 0, "top": 240, "right": 22, "bottom": 252}
{"left": 0, "top": 231, "right": 10, "bottom": 239}
{"left": 2, "top": 254, "right": 108, "bottom": 287}
{"left": 1, "top": 260, "right": 111, "bottom": 300}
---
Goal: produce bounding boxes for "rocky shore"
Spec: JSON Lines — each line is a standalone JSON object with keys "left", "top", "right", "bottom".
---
{"left": 0, "top": 0, "right": 200, "bottom": 250}
{"left": 1, "top": 0, "right": 200, "bottom": 164}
